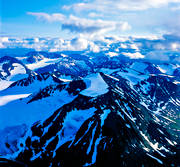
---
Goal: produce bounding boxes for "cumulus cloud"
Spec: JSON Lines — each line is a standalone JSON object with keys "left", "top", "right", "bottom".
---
{"left": 0, "top": 36, "right": 101, "bottom": 52}
{"left": 89, "top": 42, "right": 100, "bottom": 52}
{"left": 123, "top": 52, "right": 145, "bottom": 59}
{"left": 0, "top": 37, "right": 9, "bottom": 48}
{"left": 70, "top": 37, "right": 89, "bottom": 50}
{"left": 61, "top": 15, "right": 113, "bottom": 33}
{"left": 62, "top": 15, "right": 131, "bottom": 34}
{"left": 27, "top": 12, "right": 131, "bottom": 35}
{"left": 63, "top": 0, "right": 180, "bottom": 13}
{"left": 27, "top": 12, "right": 66, "bottom": 22}
{"left": 61, "top": 37, "right": 100, "bottom": 52}
{"left": 0, "top": 37, "right": 9, "bottom": 43}
{"left": 61, "top": 1, "right": 180, "bottom": 37}
{"left": 1, "top": 34, "right": 180, "bottom": 62}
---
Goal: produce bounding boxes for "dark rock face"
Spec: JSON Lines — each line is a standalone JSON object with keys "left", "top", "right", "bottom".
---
{"left": 27, "top": 79, "right": 86, "bottom": 103}
{"left": 0, "top": 158, "right": 27, "bottom": 167}
{"left": 5, "top": 72, "right": 177, "bottom": 167}
{"left": 9, "top": 72, "right": 62, "bottom": 88}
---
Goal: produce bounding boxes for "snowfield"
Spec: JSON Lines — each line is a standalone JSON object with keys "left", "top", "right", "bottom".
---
{"left": 81, "top": 73, "right": 109, "bottom": 97}
{"left": 26, "top": 58, "right": 61, "bottom": 70}
{"left": 0, "top": 80, "right": 14, "bottom": 91}
{"left": 0, "top": 94, "right": 30, "bottom": 106}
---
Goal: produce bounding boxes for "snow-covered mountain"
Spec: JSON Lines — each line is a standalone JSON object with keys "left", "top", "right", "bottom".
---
{"left": 0, "top": 37, "right": 179, "bottom": 167}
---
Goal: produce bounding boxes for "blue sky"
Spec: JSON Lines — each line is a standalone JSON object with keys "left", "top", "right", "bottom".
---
{"left": 1, "top": 0, "right": 180, "bottom": 38}
{"left": 1, "top": 0, "right": 74, "bottom": 37}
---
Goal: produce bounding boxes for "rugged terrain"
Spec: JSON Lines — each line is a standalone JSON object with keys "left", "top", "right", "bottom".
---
{"left": 0, "top": 36, "right": 179, "bottom": 167}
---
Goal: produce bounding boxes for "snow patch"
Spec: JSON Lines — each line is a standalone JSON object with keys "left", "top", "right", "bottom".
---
{"left": 81, "top": 73, "right": 109, "bottom": 97}
{"left": 100, "top": 109, "right": 111, "bottom": 127}
{"left": 0, "top": 94, "right": 30, "bottom": 106}
{"left": 0, "top": 80, "right": 14, "bottom": 91}
{"left": 63, "top": 108, "right": 96, "bottom": 137}
{"left": 26, "top": 58, "right": 61, "bottom": 70}
{"left": 146, "top": 153, "right": 163, "bottom": 164}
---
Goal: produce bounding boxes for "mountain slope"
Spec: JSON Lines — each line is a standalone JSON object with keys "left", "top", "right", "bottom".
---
{"left": 1, "top": 72, "right": 178, "bottom": 167}
{"left": 0, "top": 49, "right": 179, "bottom": 167}
{"left": 0, "top": 76, "right": 88, "bottom": 156}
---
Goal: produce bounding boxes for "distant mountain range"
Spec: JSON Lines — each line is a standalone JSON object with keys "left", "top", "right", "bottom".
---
{"left": 0, "top": 39, "right": 179, "bottom": 167}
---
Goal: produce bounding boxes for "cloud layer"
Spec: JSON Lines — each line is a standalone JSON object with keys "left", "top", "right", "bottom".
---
{"left": 28, "top": 12, "right": 131, "bottom": 36}
{"left": 1, "top": 34, "right": 180, "bottom": 63}
{"left": 63, "top": 0, "right": 180, "bottom": 12}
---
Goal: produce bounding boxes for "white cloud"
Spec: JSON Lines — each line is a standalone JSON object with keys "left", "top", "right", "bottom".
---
{"left": 64, "top": 37, "right": 100, "bottom": 52}
{"left": 123, "top": 52, "right": 145, "bottom": 59}
{"left": 27, "top": 12, "right": 66, "bottom": 22}
{"left": 70, "top": 37, "right": 89, "bottom": 50}
{"left": 0, "top": 43, "right": 5, "bottom": 48}
{"left": 0, "top": 36, "right": 100, "bottom": 52}
{"left": 61, "top": 1, "right": 180, "bottom": 37}
{"left": 62, "top": 15, "right": 131, "bottom": 34}
{"left": 88, "top": 12, "right": 103, "bottom": 18}
{"left": 170, "top": 43, "right": 180, "bottom": 51}
{"left": 107, "top": 52, "right": 119, "bottom": 57}
{"left": 0, "top": 37, "right": 9, "bottom": 42}
{"left": 0, "top": 37, "right": 9, "bottom": 48}
{"left": 120, "top": 43, "right": 128, "bottom": 49}
{"left": 130, "top": 43, "right": 139, "bottom": 50}
{"left": 27, "top": 12, "right": 131, "bottom": 36}
{"left": 89, "top": 41, "right": 100, "bottom": 52}
{"left": 63, "top": 0, "right": 180, "bottom": 12}
{"left": 2, "top": 35, "right": 180, "bottom": 62}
